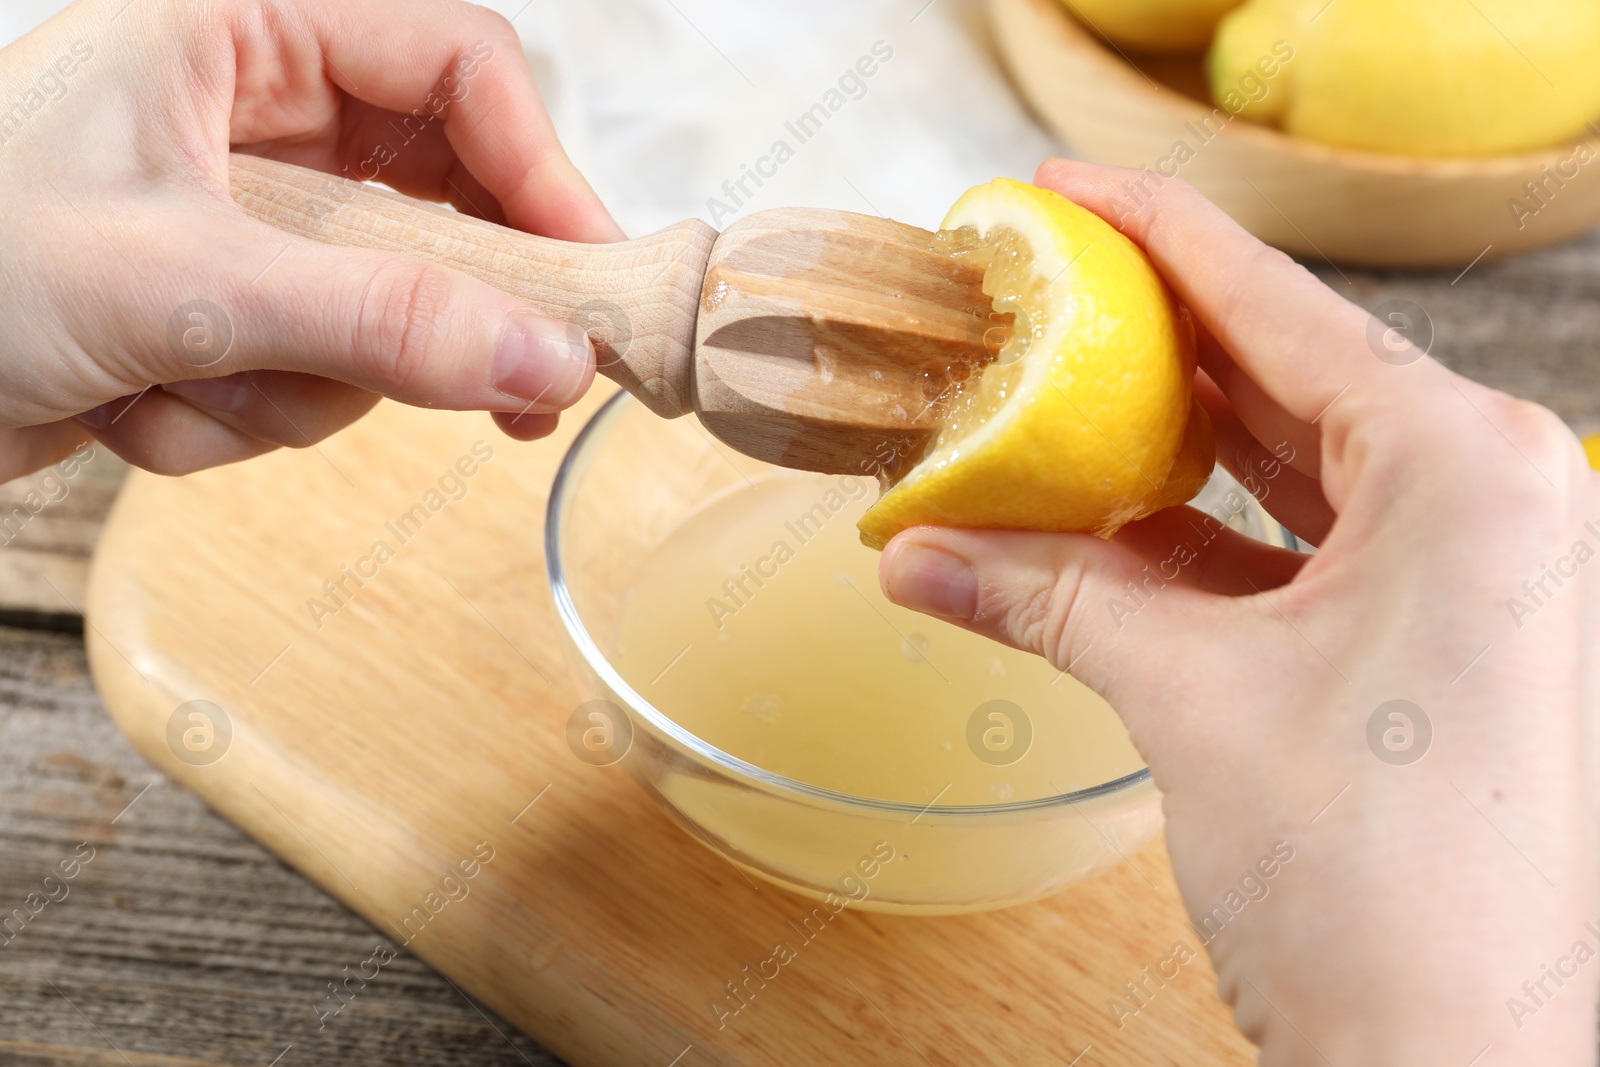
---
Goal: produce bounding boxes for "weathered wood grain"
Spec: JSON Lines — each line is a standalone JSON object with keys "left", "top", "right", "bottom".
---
{"left": 0, "top": 625, "right": 563, "bottom": 1067}
{"left": 0, "top": 450, "right": 127, "bottom": 629}
{"left": 1329, "top": 227, "right": 1600, "bottom": 435}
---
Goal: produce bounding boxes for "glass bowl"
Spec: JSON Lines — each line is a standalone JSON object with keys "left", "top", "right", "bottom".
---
{"left": 546, "top": 391, "right": 1295, "bottom": 915}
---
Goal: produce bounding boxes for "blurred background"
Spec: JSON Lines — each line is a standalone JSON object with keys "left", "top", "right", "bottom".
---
{"left": 2, "top": 0, "right": 1062, "bottom": 234}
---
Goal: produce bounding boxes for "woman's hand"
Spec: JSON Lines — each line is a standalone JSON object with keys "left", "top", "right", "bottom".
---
{"left": 0, "top": 0, "right": 623, "bottom": 481}
{"left": 881, "top": 160, "right": 1599, "bottom": 1065}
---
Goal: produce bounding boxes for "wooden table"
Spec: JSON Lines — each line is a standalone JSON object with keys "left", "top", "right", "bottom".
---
{"left": 3, "top": 232, "right": 1599, "bottom": 1065}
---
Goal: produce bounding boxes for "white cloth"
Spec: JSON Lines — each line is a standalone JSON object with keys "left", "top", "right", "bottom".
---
{"left": 2, "top": 0, "right": 1065, "bottom": 235}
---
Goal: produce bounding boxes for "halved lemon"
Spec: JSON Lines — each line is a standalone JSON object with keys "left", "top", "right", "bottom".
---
{"left": 858, "top": 178, "right": 1212, "bottom": 550}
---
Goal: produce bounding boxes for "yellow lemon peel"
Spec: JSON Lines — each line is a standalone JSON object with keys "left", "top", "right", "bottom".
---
{"left": 858, "top": 178, "right": 1213, "bottom": 550}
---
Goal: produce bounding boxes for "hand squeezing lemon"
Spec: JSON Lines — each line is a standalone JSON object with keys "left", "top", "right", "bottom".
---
{"left": 858, "top": 178, "right": 1212, "bottom": 550}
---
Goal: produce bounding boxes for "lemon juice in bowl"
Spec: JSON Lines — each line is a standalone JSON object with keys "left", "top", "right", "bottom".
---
{"left": 593, "top": 464, "right": 1158, "bottom": 914}
{"left": 549, "top": 394, "right": 1181, "bottom": 914}
{"left": 610, "top": 475, "right": 1142, "bottom": 808}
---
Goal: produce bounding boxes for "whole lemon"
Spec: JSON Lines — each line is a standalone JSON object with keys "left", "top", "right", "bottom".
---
{"left": 1059, "top": 0, "right": 1244, "bottom": 55}
{"left": 1209, "top": 0, "right": 1600, "bottom": 156}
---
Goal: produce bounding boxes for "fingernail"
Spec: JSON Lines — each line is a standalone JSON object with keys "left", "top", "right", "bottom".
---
{"left": 75, "top": 402, "right": 115, "bottom": 430}
{"left": 164, "top": 372, "right": 254, "bottom": 413}
{"left": 882, "top": 542, "right": 978, "bottom": 620}
{"left": 493, "top": 315, "right": 594, "bottom": 407}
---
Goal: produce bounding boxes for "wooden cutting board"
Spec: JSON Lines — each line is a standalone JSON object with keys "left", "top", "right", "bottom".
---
{"left": 84, "top": 391, "right": 1252, "bottom": 1066}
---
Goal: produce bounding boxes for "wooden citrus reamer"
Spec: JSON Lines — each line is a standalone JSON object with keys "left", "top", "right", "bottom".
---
{"left": 228, "top": 154, "right": 1000, "bottom": 477}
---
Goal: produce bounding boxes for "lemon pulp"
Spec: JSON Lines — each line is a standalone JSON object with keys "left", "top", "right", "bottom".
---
{"left": 926, "top": 225, "right": 1043, "bottom": 454}
{"left": 858, "top": 178, "right": 1211, "bottom": 550}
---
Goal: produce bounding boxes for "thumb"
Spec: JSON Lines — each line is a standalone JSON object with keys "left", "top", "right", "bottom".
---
{"left": 877, "top": 526, "right": 1216, "bottom": 711}
{"left": 189, "top": 233, "right": 596, "bottom": 414}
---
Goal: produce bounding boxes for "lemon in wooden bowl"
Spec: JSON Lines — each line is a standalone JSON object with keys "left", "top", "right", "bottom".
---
{"left": 1210, "top": 0, "right": 1600, "bottom": 157}
{"left": 988, "top": 0, "right": 1600, "bottom": 267}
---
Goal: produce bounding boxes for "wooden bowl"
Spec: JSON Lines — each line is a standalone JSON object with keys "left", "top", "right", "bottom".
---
{"left": 988, "top": 0, "right": 1600, "bottom": 268}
